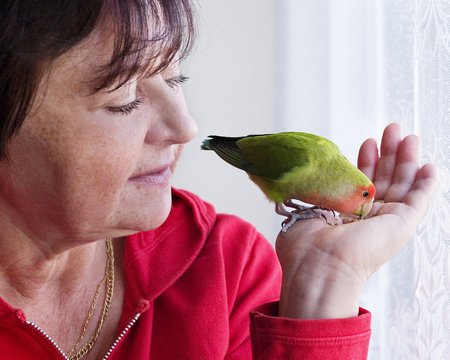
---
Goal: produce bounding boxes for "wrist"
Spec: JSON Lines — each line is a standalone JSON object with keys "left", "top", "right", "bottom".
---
{"left": 278, "top": 262, "right": 363, "bottom": 319}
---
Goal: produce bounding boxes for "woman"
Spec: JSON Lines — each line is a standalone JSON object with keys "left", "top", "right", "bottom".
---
{"left": 0, "top": 1, "right": 437, "bottom": 359}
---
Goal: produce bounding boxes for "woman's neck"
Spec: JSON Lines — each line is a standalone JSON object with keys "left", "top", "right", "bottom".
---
{"left": 0, "top": 236, "right": 106, "bottom": 306}
{"left": 0, "top": 196, "right": 110, "bottom": 303}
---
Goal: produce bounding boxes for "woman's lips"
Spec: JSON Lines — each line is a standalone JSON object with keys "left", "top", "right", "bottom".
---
{"left": 128, "top": 166, "right": 172, "bottom": 185}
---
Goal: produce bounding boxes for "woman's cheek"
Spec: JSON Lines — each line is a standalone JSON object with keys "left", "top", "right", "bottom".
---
{"left": 61, "top": 137, "right": 136, "bottom": 204}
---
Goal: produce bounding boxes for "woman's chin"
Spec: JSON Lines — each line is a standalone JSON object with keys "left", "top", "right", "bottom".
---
{"left": 113, "top": 184, "right": 173, "bottom": 234}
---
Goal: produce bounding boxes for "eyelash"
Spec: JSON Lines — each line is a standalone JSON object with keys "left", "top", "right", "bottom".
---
{"left": 166, "top": 74, "right": 190, "bottom": 89}
{"left": 106, "top": 75, "right": 189, "bottom": 116}
{"left": 106, "top": 98, "right": 143, "bottom": 115}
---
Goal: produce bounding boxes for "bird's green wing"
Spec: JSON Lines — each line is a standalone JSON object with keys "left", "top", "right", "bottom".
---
{"left": 206, "top": 132, "right": 340, "bottom": 181}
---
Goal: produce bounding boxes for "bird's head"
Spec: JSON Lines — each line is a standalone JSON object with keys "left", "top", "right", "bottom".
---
{"left": 353, "top": 183, "right": 376, "bottom": 219}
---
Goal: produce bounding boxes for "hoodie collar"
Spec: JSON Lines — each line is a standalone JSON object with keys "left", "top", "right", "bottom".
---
{"left": 122, "top": 188, "right": 216, "bottom": 306}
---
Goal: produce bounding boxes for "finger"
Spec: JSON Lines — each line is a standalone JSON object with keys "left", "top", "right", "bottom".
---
{"left": 380, "top": 122, "right": 403, "bottom": 156}
{"left": 367, "top": 163, "right": 438, "bottom": 263}
{"left": 373, "top": 123, "right": 403, "bottom": 199}
{"left": 373, "top": 164, "right": 438, "bottom": 256}
{"left": 383, "top": 135, "right": 421, "bottom": 203}
{"left": 402, "top": 163, "right": 438, "bottom": 219}
{"left": 358, "top": 138, "right": 379, "bottom": 181}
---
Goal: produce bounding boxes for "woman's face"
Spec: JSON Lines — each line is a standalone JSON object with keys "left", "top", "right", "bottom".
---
{"left": 0, "top": 33, "right": 197, "bottom": 243}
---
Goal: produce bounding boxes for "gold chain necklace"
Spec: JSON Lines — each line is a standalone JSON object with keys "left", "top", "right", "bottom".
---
{"left": 67, "top": 238, "right": 115, "bottom": 360}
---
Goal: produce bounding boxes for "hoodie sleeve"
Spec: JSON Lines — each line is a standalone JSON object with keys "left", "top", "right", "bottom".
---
{"left": 249, "top": 302, "right": 371, "bottom": 359}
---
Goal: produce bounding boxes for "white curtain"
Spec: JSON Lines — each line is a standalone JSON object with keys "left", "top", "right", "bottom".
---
{"left": 276, "top": 0, "right": 450, "bottom": 358}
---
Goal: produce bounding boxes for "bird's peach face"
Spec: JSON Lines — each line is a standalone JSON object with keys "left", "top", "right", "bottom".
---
{"left": 353, "top": 183, "right": 376, "bottom": 219}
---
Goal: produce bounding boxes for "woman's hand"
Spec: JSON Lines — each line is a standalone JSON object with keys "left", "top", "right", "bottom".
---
{"left": 276, "top": 123, "right": 438, "bottom": 319}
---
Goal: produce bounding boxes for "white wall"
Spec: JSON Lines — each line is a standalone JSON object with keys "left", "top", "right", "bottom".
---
{"left": 172, "top": 1, "right": 279, "bottom": 242}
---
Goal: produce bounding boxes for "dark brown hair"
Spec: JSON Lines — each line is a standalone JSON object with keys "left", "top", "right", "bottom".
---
{"left": 0, "top": 0, "right": 195, "bottom": 158}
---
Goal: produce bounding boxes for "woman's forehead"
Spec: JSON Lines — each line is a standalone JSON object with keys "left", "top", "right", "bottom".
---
{"left": 50, "top": 33, "right": 168, "bottom": 96}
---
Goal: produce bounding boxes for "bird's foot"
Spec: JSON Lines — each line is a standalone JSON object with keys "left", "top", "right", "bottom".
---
{"left": 282, "top": 199, "right": 310, "bottom": 212}
{"left": 281, "top": 209, "right": 328, "bottom": 234}
{"left": 283, "top": 200, "right": 338, "bottom": 218}
{"left": 275, "top": 202, "right": 340, "bottom": 235}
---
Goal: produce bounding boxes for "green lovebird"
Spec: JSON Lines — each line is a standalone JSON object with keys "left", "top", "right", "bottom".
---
{"left": 201, "top": 132, "right": 376, "bottom": 232}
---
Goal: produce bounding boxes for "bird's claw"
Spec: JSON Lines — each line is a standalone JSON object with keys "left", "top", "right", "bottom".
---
{"left": 277, "top": 203, "right": 341, "bottom": 236}
{"left": 281, "top": 209, "right": 327, "bottom": 234}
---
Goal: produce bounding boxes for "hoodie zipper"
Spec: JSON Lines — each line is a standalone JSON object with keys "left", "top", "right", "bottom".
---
{"left": 25, "top": 320, "right": 69, "bottom": 360}
{"left": 25, "top": 312, "right": 141, "bottom": 360}
{"left": 102, "top": 312, "right": 141, "bottom": 359}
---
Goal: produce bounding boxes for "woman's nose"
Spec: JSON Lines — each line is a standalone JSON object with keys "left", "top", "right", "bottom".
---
{"left": 143, "top": 76, "right": 198, "bottom": 145}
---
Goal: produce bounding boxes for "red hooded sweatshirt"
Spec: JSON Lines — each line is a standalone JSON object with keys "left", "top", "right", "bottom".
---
{"left": 0, "top": 189, "right": 371, "bottom": 359}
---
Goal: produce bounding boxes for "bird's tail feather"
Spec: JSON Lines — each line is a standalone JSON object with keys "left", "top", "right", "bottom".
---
{"left": 201, "top": 138, "right": 211, "bottom": 150}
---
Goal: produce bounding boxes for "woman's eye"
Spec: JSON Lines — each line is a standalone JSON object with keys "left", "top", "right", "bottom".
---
{"left": 165, "top": 74, "right": 189, "bottom": 89}
{"left": 106, "top": 98, "right": 142, "bottom": 115}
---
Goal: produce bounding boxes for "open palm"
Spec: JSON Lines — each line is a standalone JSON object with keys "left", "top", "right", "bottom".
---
{"left": 276, "top": 123, "right": 438, "bottom": 319}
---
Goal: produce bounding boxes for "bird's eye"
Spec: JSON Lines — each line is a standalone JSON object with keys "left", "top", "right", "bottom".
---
{"left": 363, "top": 190, "right": 370, "bottom": 198}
